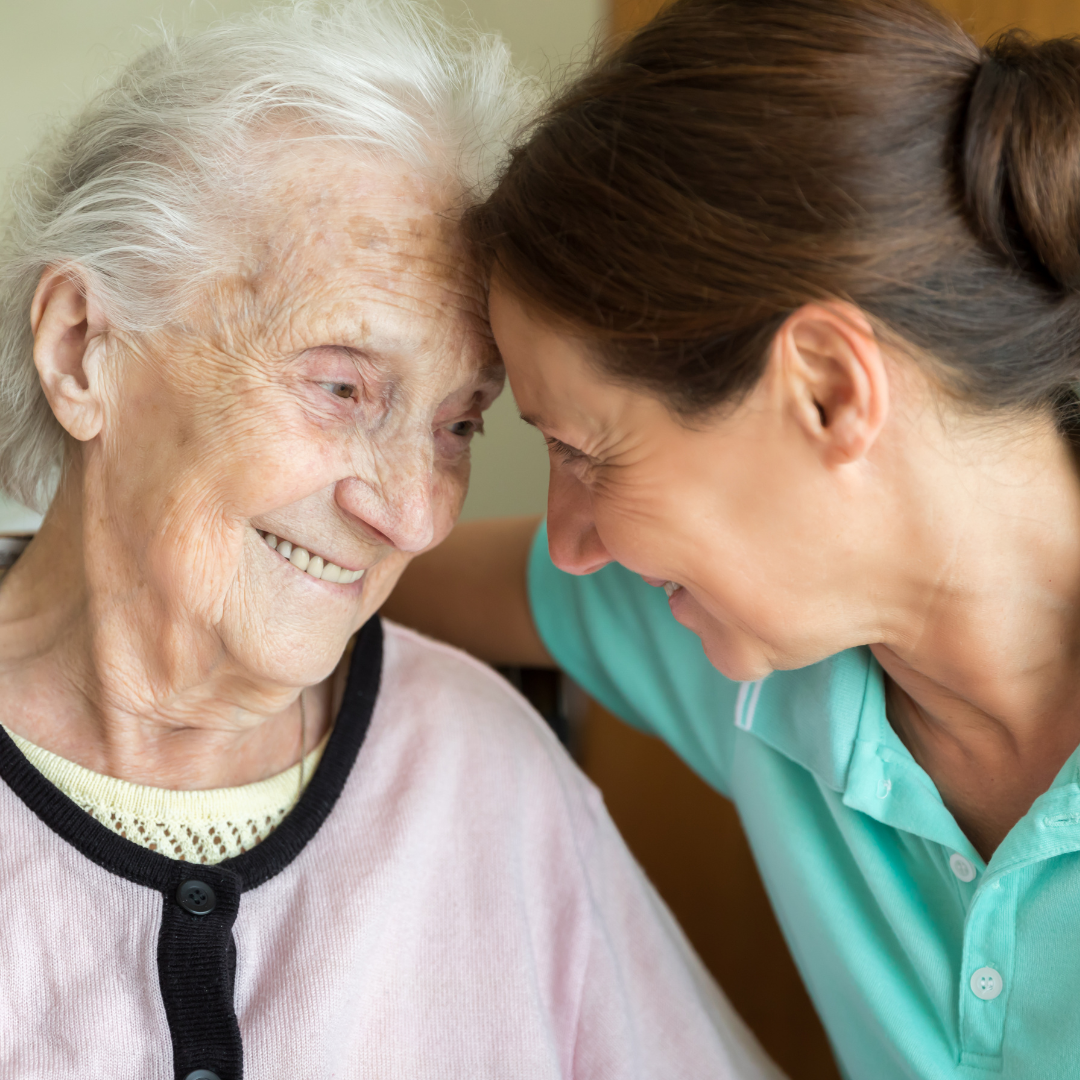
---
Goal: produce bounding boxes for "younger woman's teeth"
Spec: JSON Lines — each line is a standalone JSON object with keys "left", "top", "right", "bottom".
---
{"left": 259, "top": 532, "right": 364, "bottom": 584}
{"left": 663, "top": 581, "right": 683, "bottom": 598}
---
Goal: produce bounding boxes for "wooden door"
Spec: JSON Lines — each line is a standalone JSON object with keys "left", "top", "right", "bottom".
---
{"left": 612, "top": 0, "right": 1080, "bottom": 41}
{"left": 938, "top": 0, "right": 1080, "bottom": 39}
{"left": 585, "top": 2, "right": 1080, "bottom": 1079}
{"left": 610, "top": 0, "right": 671, "bottom": 35}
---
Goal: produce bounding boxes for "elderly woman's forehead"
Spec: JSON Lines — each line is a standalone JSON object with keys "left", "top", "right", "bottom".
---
{"left": 256, "top": 150, "right": 462, "bottom": 257}
{"left": 228, "top": 156, "right": 476, "bottom": 303}
{"left": 186, "top": 152, "right": 486, "bottom": 350}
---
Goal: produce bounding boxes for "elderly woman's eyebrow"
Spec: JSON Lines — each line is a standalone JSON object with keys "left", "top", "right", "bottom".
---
{"left": 475, "top": 362, "right": 505, "bottom": 389}
{"left": 297, "top": 342, "right": 398, "bottom": 378}
{"left": 438, "top": 366, "right": 503, "bottom": 414}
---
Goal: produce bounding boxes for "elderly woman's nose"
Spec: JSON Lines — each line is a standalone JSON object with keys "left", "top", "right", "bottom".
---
{"left": 335, "top": 470, "right": 437, "bottom": 554}
{"left": 546, "top": 468, "right": 613, "bottom": 577}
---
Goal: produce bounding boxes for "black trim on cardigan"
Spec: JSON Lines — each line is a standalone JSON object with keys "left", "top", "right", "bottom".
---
{"left": 0, "top": 614, "right": 383, "bottom": 1080}
{"left": 0, "top": 613, "right": 382, "bottom": 890}
{"left": 159, "top": 866, "right": 244, "bottom": 1080}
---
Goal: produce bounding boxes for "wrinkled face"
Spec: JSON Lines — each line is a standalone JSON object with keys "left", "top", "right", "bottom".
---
{"left": 491, "top": 280, "right": 861, "bottom": 683}
{"left": 89, "top": 152, "right": 499, "bottom": 687}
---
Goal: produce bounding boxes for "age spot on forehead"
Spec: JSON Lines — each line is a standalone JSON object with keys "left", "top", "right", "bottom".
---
{"left": 177, "top": 145, "right": 488, "bottom": 369}
{"left": 354, "top": 221, "right": 390, "bottom": 250}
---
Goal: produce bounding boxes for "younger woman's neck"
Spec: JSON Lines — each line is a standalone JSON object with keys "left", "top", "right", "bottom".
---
{"left": 871, "top": 415, "right": 1080, "bottom": 857}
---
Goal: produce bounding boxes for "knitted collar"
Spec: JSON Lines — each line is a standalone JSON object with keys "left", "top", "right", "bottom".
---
{"left": 0, "top": 613, "right": 382, "bottom": 892}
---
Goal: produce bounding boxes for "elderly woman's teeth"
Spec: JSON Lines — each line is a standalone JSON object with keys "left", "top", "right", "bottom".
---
{"left": 663, "top": 581, "right": 683, "bottom": 598}
{"left": 258, "top": 531, "right": 363, "bottom": 584}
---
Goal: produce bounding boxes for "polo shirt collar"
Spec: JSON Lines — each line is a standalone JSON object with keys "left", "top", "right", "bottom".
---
{"left": 989, "top": 749, "right": 1080, "bottom": 875}
{"left": 736, "top": 646, "right": 872, "bottom": 793}
{"left": 739, "top": 646, "right": 1080, "bottom": 872}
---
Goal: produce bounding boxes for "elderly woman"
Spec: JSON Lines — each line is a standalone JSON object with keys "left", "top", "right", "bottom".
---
{"left": 0, "top": 4, "right": 785, "bottom": 1079}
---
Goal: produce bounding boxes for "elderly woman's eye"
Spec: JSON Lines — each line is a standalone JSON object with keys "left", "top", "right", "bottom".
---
{"left": 320, "top": 382, "right": 357, "bottom": 400}
{"left": 449, "top": 419, "right": 481, "bottom": 438}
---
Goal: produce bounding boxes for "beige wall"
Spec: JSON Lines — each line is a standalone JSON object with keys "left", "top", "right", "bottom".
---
{"left": 0, "top": 0, "right": 604, "bottom": 530}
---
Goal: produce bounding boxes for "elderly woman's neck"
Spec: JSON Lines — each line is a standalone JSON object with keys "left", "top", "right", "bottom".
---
{"left": 0, "top": 478, "right": 338, "bottom": 789}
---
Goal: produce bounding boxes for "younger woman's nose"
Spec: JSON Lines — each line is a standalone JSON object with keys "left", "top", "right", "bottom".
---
{"left": 545, "top": 469, "right": 613, "bottom": 576}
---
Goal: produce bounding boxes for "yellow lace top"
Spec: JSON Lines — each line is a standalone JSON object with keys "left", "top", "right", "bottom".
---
{"left": 6, "top": 726, "right": 329, "bottom": 864}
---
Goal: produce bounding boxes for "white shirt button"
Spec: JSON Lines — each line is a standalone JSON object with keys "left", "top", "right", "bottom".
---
{"left": 970, "top": 967, "right": 1003, "bottom": 1000}
{"left": 949, "top": 853, "right": 977, "bottom": 882}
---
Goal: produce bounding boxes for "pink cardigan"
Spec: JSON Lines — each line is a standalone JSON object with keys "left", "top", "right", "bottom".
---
{"left": 0, "top": 618, "right": 782, "bottom": 1080}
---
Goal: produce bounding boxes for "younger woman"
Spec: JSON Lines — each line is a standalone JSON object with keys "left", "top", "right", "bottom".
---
{"left": 387, "top": 1, "right": 1080, "bottom": 1075}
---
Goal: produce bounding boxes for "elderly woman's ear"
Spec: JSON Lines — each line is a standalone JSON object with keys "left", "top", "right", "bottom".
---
{"left": 31, "top": 267, "right": 109, "bottom": 443}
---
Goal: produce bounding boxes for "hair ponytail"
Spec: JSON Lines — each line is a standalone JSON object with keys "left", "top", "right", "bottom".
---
{"left": 962, "top": 33, "right": 1080, "bottom": 292}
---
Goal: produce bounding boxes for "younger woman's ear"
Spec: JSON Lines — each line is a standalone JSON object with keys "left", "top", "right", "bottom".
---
{"left": 773, "top": 301, "right": 889, "bottom": 465}
{"left": 31, "top": 266, "right": 109, "bottom": 443}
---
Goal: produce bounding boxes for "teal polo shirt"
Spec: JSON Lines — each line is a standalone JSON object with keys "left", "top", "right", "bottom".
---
{"left": 529, "top": 523, "right": 1080, "bottom": 1080}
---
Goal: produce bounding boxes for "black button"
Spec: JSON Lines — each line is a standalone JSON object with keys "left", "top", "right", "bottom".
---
{"left": 176, "top": 879, "right": 217, "bottom": 916}
{"left": 182, "top": 1071, "right": 221, "bottom": 1080}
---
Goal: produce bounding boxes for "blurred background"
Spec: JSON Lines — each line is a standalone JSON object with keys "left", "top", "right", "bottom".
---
{"left": 2, "top": 2, "right": 1076, "bottom": 1078}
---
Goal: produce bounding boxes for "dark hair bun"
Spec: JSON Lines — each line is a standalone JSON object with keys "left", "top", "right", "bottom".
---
{"left": 962, "top": 32, "right": 1080, "bottom": 291}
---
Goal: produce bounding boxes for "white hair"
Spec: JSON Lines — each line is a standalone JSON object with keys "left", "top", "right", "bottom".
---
{"left": 0, "top": 0, "right": 531, "bottom": 510}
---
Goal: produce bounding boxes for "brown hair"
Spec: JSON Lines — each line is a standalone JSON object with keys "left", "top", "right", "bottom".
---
{"left": 467, "top": 0, "right": 1080, "bottom": 423}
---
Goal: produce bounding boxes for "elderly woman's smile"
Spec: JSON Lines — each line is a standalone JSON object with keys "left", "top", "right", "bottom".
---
{"left": 254, "top": 530, "right": 366, "bottom": 585}
{"left": 4, "top": 151, "right": 500, "bottom": 788}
